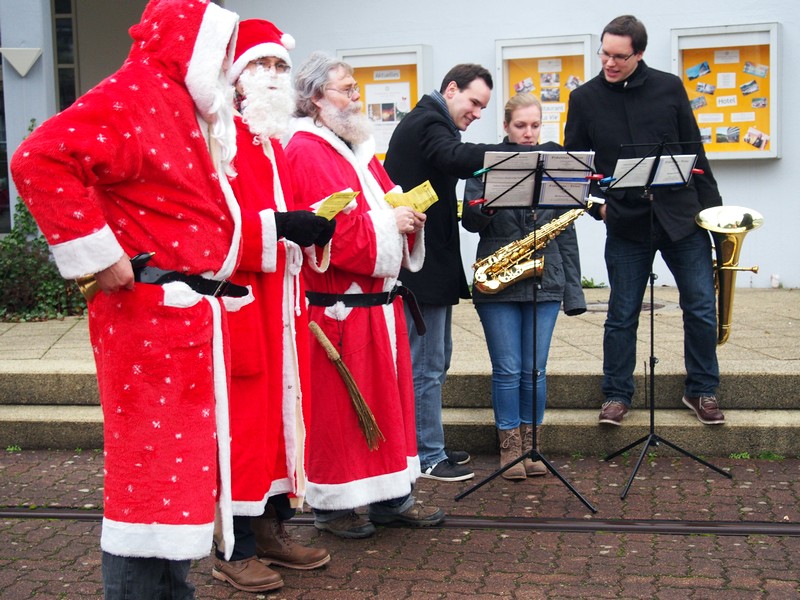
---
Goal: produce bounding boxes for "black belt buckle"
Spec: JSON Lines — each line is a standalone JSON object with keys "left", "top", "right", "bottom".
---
{"left": 213, "top": 280, "right": 230, "bottom": 297}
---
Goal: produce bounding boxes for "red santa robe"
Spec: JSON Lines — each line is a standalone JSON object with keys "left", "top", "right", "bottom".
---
{"left": 227, "top": 117, "right": 329, "bottom": 515}
{"left": 285, "top": 116, "right": 425, "bottom": 510}
{"left": 11, "top": 0, "right": 243, "bottom": 560}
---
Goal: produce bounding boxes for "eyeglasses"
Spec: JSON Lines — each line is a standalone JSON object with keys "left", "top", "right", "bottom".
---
{"left": 597, "top": 48, "right": 635, "bottom": 63}
{"left": 251, "top": 58, "right": 291, "bottom": 73}
{"left": 326, "top": 84, "right": 360, "bottom": 99}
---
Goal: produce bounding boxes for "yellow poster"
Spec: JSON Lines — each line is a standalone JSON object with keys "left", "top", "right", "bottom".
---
{"left": 353, "top": 63, "right": 419, "bottom": 160}
{"left": 681, "top": 44, "right": 771, "bottom": 154}
{"left": 504, "top": 55, "right": 586, "bottom": 145}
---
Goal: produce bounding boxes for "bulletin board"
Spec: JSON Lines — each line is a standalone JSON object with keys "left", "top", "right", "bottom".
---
{"left": 495, "top": 35, "right": 596, "bottom": 145}
{"left": 337, "top": 45, "right": 432, "bottom": 160}
{"left": 671, "top": 23, "right": 780, "bottom": 160}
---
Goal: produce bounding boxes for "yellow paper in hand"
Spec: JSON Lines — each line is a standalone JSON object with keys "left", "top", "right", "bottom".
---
{"left": 315, "top": 191, "right": 359, "bottom": 220}
{"left": 385, "top": 180, "right": 439, "bottom": 212}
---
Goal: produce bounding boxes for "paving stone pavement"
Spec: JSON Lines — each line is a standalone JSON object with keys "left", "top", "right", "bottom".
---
{"left": 2, "top": 449, "right": 800, "bottom": 599}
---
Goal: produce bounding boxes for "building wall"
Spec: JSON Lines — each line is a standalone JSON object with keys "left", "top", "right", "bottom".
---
{"left": 1, "top": 0, "right": 796, "bottom": 287}
{"left": 228, "top": 0, "right": 799, "bottom": 289}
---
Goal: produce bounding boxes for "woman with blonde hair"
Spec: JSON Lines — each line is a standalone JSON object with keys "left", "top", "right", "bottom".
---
{"left": 462, "top": 93, "right": 586, "bottom": 479}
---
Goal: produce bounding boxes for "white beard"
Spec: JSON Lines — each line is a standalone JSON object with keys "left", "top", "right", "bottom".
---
{"left": 208, "top": 70, "right": 237, "bottom": 176}
{"left": 320, "top": 99, "right": 372, "bottom": 146}
{"left": 239, "top": 69, "right": 295, "bottom": 141}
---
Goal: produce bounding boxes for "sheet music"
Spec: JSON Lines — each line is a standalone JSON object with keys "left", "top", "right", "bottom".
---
{"left": 608, "top": 154, "right": 698, "bottom": 189}
{"left": 481, "top": 150, "right": 594, "bottom": 208}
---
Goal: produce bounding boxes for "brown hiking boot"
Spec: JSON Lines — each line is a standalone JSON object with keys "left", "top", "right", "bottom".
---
{"left": 520, "top": 424, "right": 547, "bottom": 477}
{"left": 252, "top": 508, "right": 331, "bottom": 570}
{"left": 498, "top": 427, "right": 526, "bottom": 480}
{"left": 369, "top": 501, "right": 445, "bottom": 527}
{"left": 212, "top": 556, "right": 283, "bottom": 592}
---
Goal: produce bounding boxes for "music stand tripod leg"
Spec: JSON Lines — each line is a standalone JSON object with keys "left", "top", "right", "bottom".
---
{"left": 456, "top": 205, "right": 597, "bottom": 513}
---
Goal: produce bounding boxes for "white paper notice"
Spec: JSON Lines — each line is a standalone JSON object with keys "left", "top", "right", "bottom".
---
{"left": 717, "top": 72, "right": 737, "bottom": 89}
{"left": 714, "top": 49, "right": 740, "bottom": 64}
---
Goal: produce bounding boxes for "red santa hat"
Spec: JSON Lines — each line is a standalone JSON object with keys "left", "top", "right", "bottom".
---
{"left": 228, "top": 19, "right": 295, "bottom": 83}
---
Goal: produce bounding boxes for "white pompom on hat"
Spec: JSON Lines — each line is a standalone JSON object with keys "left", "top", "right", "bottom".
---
{"left": 228, "top": 19, "right": 295, "bottom": 84}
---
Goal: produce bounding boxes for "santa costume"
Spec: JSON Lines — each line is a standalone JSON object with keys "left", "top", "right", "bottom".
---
{"left": 285, "top": 117, "right": 425, "bottom": 510}
{"left": 225, "top": 19, "right": 325, "bottom": 518}
{"left": 11, "top": 0, "right": 243, "bottom": 561}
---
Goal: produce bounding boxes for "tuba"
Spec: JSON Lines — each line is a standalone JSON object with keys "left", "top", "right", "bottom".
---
{"left": 696, "top": 206, "right": 764, "bottom": 345}
{"left": 473, "top": 203, "right": 589, "bottom": 294}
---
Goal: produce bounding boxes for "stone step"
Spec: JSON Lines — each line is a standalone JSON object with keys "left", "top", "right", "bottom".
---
{"left": 2, "top": 404, "right": 799, "bottom": 457}
{"left": 3, "top": 370, "right": 799, "bottom": 410}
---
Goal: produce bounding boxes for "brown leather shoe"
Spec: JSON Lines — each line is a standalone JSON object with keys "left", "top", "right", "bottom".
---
{"left": 252, "top": 511, "right": 331, "bottom": 570}
{"left": 683, "top": 395, "right": 725, "bottom": 425}
{"left": 599, "top": 400, "right": 629, "bottom": 426}
{"left": 212, "top": 556, "right": 283, "bottom": 592}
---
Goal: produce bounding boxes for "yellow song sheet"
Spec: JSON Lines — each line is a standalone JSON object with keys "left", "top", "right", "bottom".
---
{"left": 385, "top": 180, "right": 438, "bottom": 213}
{"left": 314, "top": 191, "right": 359, "bottom": 220}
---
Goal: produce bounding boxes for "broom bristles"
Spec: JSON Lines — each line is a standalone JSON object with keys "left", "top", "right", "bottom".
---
{"left": 309, "top": 321, "right": 385, "bottom": 450}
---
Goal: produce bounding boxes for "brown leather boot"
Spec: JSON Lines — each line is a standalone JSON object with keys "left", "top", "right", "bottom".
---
{"left": 521, "top": 423, "right": 547, "bottom": 477}
{"left": 253, "top": 506, "right": 331, "bottom": 570}
{"left": 212, "top": 556, "right": 283, "bottom": 592}
{"left": 498, "top": 427, "right": 526, "bottom": 480}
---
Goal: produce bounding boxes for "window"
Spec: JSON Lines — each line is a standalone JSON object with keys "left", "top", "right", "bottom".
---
{"left": 53, "top": 0, "right": 78, "bottom": 111}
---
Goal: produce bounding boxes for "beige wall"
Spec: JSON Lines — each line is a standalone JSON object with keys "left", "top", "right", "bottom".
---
{"left": 75, "top": 0, "right": 147, "bottom": 93}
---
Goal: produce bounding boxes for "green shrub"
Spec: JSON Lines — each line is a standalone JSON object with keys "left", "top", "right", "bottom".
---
{"left": 0, "top": 199, "right": 86, "bottom": 321}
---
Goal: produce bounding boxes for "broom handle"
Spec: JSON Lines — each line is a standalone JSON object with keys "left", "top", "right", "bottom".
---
{"left": 309, "top": 321, "right": 341, "bottom": 361}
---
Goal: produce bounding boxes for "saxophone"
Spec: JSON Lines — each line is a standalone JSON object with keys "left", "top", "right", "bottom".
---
{"left": 472, "top": 202, "right": 590, "bottom": 294}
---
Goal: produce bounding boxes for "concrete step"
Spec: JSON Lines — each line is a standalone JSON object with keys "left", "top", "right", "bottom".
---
{"left": 2, "top": 404, "right": 799, "bottom": 457}
{"left": 3, "top": 370, "right": 799, "bottom": 410}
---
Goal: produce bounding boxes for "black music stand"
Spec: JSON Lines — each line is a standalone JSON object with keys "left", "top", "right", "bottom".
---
{"left": 601, "top": 140, "right": 732, "bottom": 499}
{"left": 455, "top": 150, "right": 598, "bottom": 513}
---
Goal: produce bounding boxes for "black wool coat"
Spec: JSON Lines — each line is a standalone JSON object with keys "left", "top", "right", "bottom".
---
{"left": 564, "top": 61, "right": 722, "bottom": 243}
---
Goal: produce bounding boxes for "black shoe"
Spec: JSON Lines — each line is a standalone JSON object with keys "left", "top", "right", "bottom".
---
{"left": 445, "top": 448, "right": 471, "bottom": 465}
{"left": 420, "top": 459, "right": 474, "bottom": 482}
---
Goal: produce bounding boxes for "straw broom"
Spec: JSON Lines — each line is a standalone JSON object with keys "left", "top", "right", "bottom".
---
{"left": 309, "top": 321, "right": 385, "bottom": 450}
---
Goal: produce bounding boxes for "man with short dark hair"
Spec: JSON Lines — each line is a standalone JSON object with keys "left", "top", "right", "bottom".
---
{"left": 384, "top": 64, "right": 497, "bottom": 482}
{"left": 564, "top": 15, "right": 724, "bottom": 427}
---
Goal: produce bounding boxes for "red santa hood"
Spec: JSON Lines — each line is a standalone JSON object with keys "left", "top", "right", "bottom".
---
{"left": 128, "top": 0, "right": 239, "bottom": 122}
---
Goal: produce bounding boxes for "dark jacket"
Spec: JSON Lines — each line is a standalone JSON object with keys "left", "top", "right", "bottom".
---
{"left": 564, "top": 61, "right": 722, "bottom": 243}
{"left": 462, "top": 140, "right": 586, "bottom": 315}
{"left": 384, "top": 94, "right": 492, "bottom": 305}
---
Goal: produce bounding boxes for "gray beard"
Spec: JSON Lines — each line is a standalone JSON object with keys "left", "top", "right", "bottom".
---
{"left": 319, "top": 99, "right": 372, "bottom": 145}
{"left": 239, "top": 69, "right": 295, "bottom": 140}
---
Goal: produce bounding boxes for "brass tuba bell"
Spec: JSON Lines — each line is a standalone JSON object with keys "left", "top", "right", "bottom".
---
{"left": 696, "top": 206, "right": 764, "bottom": 345}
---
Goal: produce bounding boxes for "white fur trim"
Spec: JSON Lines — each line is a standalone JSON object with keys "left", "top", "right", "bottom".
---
{"left": 383, "top": 303, "right": 398, "bottom": 372}
{"left": 288, "top": 117, "right": 387, "bottom": 212}
{"left": 369, "top": 210, "right": 403, "bottom": 278}
{"left": 213, "top": 157, "right": 242, "bottom": 281}
{"left": 185, "top": 2, "right": 239, "bottom": 122}
{"left": 101, "top": 518, "right": 214, "bottom": 560}
{"left": 229, "top": 43, "right": 291, "bottom": 84}
{"left": 281, "top": 33, "right": 295, "bottom": 51}
{"left": 209, "top": 296, "right": 235, "bottom": 561}
{"left": 260, "top": 210, "right": 279, "bottom": 272}
{"left": 305, "top": 455, "right": 420, "bottom": 510}
{"left": 221, "top": 286, "right": 254, "bottom": 312}
{"left": 402, "top": 228, "right": 426, "bottom": 272}
{"left": 49, "top": 225, "right": 125, "bottom": 280}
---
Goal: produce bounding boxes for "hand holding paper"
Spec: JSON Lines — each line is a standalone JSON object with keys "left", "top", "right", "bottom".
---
{"left": 385, "top": 180, "right": 439, "bottom": 213}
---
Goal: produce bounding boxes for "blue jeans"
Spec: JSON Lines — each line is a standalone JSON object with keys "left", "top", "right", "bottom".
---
{"left": 102, "top": 551, "right": 194, "bottom": 599}
{"left": 405, "top": 302, "right": 452, "bottom": 471}
{"left": 603, "top": 229, "right": 719, "bottom": 406}
{"left": 475, "top": 301, "right": 560, "bottom": 429}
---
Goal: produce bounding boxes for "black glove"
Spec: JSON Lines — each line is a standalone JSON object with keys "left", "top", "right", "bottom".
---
{"left": 314, "top": 217, "right": 336, "bottom": 247}
{"left": 274, "top": 211, "right": 332, "bottom": 247}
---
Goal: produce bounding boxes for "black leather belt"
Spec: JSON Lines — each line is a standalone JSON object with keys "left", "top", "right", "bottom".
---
{"left": 306, "top": 285, "right": 426, "bottom": 335}
{"left": 135, "top": 266, "right": 248, "bottom": 298}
